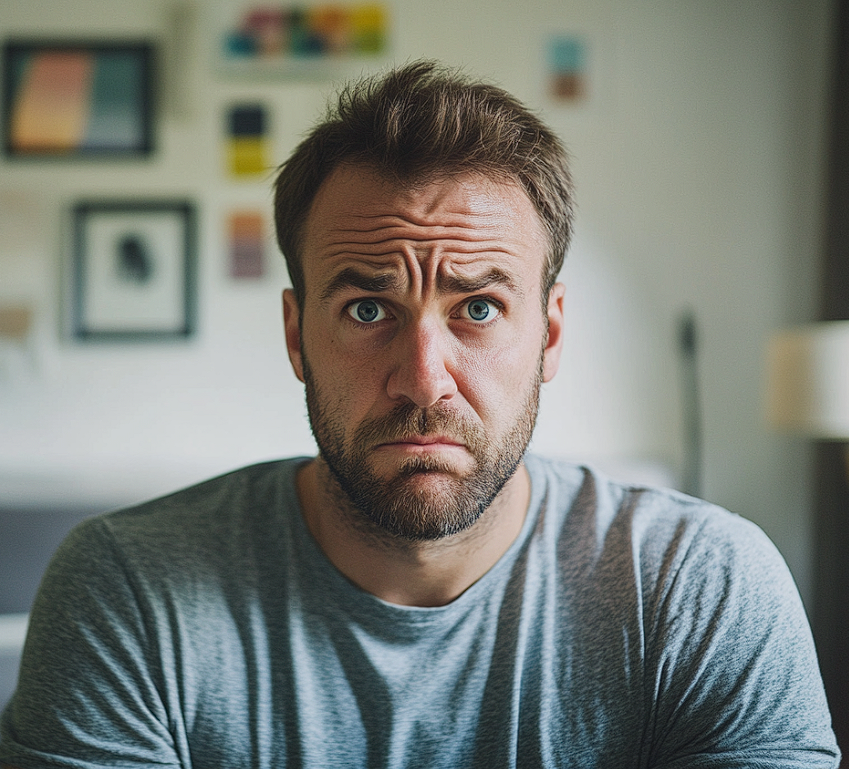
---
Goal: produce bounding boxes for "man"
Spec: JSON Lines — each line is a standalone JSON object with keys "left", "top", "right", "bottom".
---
{"left": 0, "top": 61, "right": 839, "bottom": 767}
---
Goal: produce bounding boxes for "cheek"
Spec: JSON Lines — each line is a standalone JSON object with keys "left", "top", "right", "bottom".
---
{"left": 463, "top": 316, "right": 546, "bottom": 414}
{"left": 453, "top": 337, "right": 539, "bottom": 414}
{"left": 463, "top": 316, "right": 545, "bottom": 377}
{"left": 304, "top": 328, "right": 387, "bottom": 409}
{"left": 306, "top": 310, "right": 392, "bottom": 368}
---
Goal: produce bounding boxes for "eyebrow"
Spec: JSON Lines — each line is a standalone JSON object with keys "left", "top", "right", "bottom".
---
{"left": 439, "top": 268, "right": 518, "bottom": 294}
{"left": 320, "top": 268, "right": 400, "bottom": 301}
{"left": 320, "top": 266, "right": 519, "bottom": 302}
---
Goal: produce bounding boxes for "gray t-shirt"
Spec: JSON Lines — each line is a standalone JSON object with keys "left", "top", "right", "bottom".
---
{"left": 0, "top": 455, "right": 840, "bottom": 767}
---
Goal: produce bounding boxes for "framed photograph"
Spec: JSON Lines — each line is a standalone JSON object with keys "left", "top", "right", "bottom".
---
{"left": 2, "top": 40, "right": 154, "bottom": 158}
{"left": 72, "top": 201, "right": 197, "bottom": 341}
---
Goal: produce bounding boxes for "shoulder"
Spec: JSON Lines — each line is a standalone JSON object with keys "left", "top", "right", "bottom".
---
{"left": 528, "top": 452, "right": 767, "bottom": 538}
{"left": 530, "top": 457, "right": 813, "bottom": 673}
{"left": 77, "top": 457, "right": 304, "bottom": 552}
{"left": 102, "top": 457, "right": 304, "bottom": 529}
{"left": 524, "top": 454, "right": 789, "bottom": 593}
{"left": 41, "top": 458, "right": 308, "bottom": 604}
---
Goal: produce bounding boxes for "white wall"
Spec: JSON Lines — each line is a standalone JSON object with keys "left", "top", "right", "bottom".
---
{"left": 0, "top": 0, "right": 833, "bottom": 606}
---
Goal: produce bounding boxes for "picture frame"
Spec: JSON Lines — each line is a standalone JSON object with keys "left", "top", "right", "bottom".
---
{"left": 2, "top": 39, "right": 154, "bottom": 158}
{"left": 72, "top": 201, "right": 197, "bottom": 341}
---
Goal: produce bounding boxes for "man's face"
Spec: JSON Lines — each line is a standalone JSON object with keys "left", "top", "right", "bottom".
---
{"left": 284, "top": 164, "right": 564, "bottom": 540}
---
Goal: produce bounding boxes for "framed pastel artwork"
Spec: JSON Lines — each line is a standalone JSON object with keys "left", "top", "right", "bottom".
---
{"left": 2, "top": 40, "right": 154, "bottom": 158}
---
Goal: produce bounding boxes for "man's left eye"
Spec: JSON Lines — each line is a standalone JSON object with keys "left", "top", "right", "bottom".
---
{"left": 462, "top": 298, "right": 498, "bottom": 323}
{"left": 347, "top": 300, "right": 386, "bottom": 323}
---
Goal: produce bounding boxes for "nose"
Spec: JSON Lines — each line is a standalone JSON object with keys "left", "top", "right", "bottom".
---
{"left": 385, "top": 318, "right": 458, "bottom": 408}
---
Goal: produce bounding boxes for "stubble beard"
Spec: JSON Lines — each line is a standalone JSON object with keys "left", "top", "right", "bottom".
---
{"left": 301, "top": 354, "right": 543, "bottom": 542}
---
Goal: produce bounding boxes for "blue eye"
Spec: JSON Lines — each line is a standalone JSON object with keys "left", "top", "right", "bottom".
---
{"left": 464, "top": 298, "right": 497, "bottom": 322}
{"left": 347, "top": 300, "right": 385, "bottom": 323}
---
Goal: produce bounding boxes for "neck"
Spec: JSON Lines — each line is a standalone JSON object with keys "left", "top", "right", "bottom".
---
{"left": 295, "top": 458, "right": 531, "bottom": 607}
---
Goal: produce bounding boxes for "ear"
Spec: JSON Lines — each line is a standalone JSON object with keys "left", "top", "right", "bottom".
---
{"left": 542, "top": 282, "right": 565, "bottom": 383}
{"left": 282, "top": 289, "right": 305, "bottom": 383}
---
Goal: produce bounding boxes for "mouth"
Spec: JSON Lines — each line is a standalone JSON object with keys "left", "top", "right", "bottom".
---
{"left": 375, "top": 435, "right": 466, "bottom": 453}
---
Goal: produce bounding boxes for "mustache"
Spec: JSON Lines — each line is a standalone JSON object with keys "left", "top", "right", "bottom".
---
{"left": 354, "top": 402, "right": 483, "bottom": 448}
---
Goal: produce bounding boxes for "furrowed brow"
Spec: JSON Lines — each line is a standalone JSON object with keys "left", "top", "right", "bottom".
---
{"left": 320, "top": 267, "right": 400, "bottom": 301}
{"left": 439, "top": 268, "right": 519, "bottom": 295}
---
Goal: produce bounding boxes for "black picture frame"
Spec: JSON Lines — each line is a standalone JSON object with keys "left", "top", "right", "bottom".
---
{"left": 2, "top": 39, "right": 154, "bottom": 158}
{"left": 72, "top": 201, "right": 197, "bottom": 341}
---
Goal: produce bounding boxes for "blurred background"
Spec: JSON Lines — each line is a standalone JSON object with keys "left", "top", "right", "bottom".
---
{"left": 0, "top": 0, "right": 843, "bottom": 742}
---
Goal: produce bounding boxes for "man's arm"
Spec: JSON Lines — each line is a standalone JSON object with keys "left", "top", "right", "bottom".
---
{"left": 642, "top": 510, "right": 839, "bottom": 766}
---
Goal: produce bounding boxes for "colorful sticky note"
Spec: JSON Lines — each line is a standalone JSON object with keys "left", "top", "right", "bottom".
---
{"left": 549, "top": 36, "right": 588, "bottom": 102}
{"left": 228, "top": 211, "right": 265, "bottom": 278}
{"left": 222, "top": 3, "right": 388, "bottom": 60}
{"left": 226, "top": 104, "right": 269, "bottom": 177}
{"left": 350, "top": 4, "right": 387, "bottom": 53}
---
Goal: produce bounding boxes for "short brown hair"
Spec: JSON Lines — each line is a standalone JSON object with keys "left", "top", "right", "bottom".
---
{"left": 273, "top": 60, "right": 574, "bottom": 304}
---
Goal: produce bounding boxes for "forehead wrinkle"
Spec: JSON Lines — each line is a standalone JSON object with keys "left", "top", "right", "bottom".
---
{"left": 323, "top": 232, "right": 521, "bottom": 259}
{"left": 311, "top": 203, "right": 538, "bottom": 302}
{"left": 327, "top": 209, "right": 512, "bottom": 246}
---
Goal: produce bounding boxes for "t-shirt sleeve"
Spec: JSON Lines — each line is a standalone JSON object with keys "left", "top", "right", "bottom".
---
{"left": 640, "top": 508, "right": 840, "bottom": 768}
{"left": 0, "top": 517, "right": 182, "bottom": 768}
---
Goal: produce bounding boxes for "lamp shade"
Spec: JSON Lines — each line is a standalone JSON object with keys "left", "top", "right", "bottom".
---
{"left": 766, "top": 321, "right": 849, "bottom": 439}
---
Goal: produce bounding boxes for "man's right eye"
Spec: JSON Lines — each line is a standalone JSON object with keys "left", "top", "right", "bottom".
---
{"left": 346, "top": 300, "right": 386, "bottom": 323}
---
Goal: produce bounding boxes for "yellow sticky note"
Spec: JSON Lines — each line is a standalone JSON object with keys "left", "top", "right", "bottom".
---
{"left": 228, "top": 137, "right": 268, "bottom": 176}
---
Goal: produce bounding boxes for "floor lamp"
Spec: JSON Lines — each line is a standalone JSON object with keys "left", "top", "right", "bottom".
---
{"left": 767, "top": 320, "right": 849, "bottom": 451}
{"left": 766, "top": 320, "right": 849, "bottom": 758}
